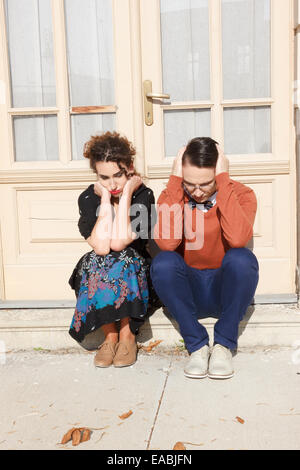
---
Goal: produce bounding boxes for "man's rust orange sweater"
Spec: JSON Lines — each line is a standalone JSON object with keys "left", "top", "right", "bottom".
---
{"left": 154, "top": 172, "right": 257, "bottom": 270}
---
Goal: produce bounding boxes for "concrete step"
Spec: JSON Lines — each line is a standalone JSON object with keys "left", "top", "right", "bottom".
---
{"left": 0, "top": 304, "right": 300, "bottom": 351}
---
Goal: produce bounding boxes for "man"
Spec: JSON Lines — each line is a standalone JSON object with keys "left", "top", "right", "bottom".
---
{"left": 150, "top": 137, "right": 259, "bottom": 379}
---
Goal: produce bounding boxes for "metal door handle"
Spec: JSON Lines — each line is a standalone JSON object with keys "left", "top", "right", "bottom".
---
{"left": 143, "top": 80, "right": 171, "bottom": 126}
{"left": 146, "top": 92, "right": 170, "bottom": 99}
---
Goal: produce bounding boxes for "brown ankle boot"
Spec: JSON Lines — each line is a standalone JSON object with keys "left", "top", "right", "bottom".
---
{"left": 94, "top": 341, "right": 116, "bottom": 368}
{"left": 113, "top": 341, "right": 137, "bottom": 367}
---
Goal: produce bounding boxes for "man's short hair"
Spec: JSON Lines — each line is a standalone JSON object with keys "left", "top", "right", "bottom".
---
{"left": 182, "top": 137, "right": 219, "bottom": 168}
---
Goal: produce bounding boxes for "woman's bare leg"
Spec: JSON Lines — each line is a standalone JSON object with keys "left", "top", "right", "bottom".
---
{"left": 101, "top": 322, "right": 118, "bottom": 344}
{"left": 119, "top": 317, "right": 136, "bottom": 343}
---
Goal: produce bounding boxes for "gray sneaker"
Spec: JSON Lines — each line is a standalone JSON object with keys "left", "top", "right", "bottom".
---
{"left": 184, "top": 345, "right": 209, "bottom": 379}
{"left": 208, "top": 344, "right": 234, "bottom": 379}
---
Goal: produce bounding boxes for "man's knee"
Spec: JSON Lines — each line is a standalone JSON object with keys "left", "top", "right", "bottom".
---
{"left": 222, "top": 247, "right": 259, "bottom": 272}
{"left": 150, "top": 251, "right": 184, "bottom": 281}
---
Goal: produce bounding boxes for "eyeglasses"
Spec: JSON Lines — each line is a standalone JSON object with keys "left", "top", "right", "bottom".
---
{"left": 182, "top": 181, "right": 214, "bottom": 193}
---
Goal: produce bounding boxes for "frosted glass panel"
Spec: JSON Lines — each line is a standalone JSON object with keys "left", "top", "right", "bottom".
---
{"left": 224, "top": 107, "right": 271, "bottom": 154}
{"left": 160, "top": 0, "right": 210, "bottom": 101}
{"left": 5, "top": 0, "right": 56, "bottom": 107}
{"left": 64, "top": 0, "right": 115, "bottom": 106}
{"left": 13, "top": 116, "right": 59, "bottom": 162}
{"left": 164, "top": 109, "right": 211, "bottom": 157}
{"left": 222, "top": 0, "right": 270, "bottom": 99}
{"left": 71, "top": 114, "right": 116, "bottom": 160}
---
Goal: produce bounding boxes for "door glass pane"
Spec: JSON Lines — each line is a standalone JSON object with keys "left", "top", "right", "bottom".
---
{"left": 224, "top": 107, "right": 271, "bottom": 154}
{"left": 71, "top": 114, "right": 116, "bottom": 160}
{"left": 5, "top": 0, "right": 56, "bottom": 107}
{"left": 64, "top": 0, "right": 115, "bottom": 106}
{"left": 164, "top": 109, "right": 211, "bottom": 157}
{"left": 222, "top": 0, "right": 271, "bottom": 99}
{"left": 13, "top": 115, "right": 59, "bottom": 162}
{"left": 160, "top": 0, "right": 210, "bottom": 102}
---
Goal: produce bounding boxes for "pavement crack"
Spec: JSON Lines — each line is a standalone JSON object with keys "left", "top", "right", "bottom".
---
{"left": 146, "top": 357, "right": 173, "bottom": 450}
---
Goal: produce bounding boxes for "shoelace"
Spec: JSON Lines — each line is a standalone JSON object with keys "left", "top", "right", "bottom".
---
{"left": 98, "top": 342, "right": 115, "bottom": 354}
{"left": 115, "top": 343, "right": 129, "bottom": 355}
{"left": 192, "top": 346, "right": 209, "bottom": 359}
{"left": 213, "top": 345, "right": 230, "bottom": 358}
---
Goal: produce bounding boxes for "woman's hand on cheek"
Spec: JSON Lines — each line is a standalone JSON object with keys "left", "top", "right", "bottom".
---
{"left": 122, "top": 175, "right": 143, "bottom": 197}
{"left": 94, "top": 181, "right": 111, "bottom": 200}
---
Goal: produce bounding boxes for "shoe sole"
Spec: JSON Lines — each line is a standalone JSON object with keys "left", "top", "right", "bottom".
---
{"left": 208, "top": 372, "right": 234, "bottom": 379}
{"left": 113, "top": 362, "right": 136, "bottom": 368}
{"left": 94, "top": 363, "right": 112, "bottom": 368}
{"left": 184, "top": 372, "right": 208, "bottom": 379}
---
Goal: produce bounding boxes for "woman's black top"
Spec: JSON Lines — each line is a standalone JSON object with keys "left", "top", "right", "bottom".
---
{"left": 77, "top": 183, "right": 156, "bottom": 259}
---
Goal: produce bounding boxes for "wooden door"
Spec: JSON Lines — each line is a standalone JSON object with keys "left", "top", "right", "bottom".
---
{"left": 0, "top": 0, "right": 140, "bottom": 301}
{"left": 140, "top": 0, "right": 297, "bottom": 297}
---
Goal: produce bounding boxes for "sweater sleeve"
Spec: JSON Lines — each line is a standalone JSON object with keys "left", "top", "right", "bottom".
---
{"left": 77, "top": 189, "right": 98, "bottom": 240}
{"left": 215, "top": 172, "right": 257, "bottom": 248}
{"left": 154, "top": 175, "right": 185, "bottom": 251}
{"left": 130, "top": 187, "right": 155, "bottom": 245}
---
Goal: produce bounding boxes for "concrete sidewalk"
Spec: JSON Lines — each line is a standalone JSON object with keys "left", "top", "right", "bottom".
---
{"left": 1, "top": 346, "right": 300, "bottom": 450}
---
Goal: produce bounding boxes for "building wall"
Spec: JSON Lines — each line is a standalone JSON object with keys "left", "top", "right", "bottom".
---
{"left": 0, "top": 0, "right": 298, "bottom": 304}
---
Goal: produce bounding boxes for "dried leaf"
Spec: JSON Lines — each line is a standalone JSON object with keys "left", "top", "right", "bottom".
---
{"left": 173, "top": 442, "right": 186, "bottom": 450}
{"left": 236, "top": 416, "right": 245, "bottom": 424}
{"left": 81, "top": 428, "right": 91, "bottom": 443}
{"left": 61, "top": 427, "right": 76, "bottom": 444}
{"left": 71, "top": 429, "right": 82, "bottom": 446}
{"left": 119, "top": 410, "right": 133, "bottom": 420}
{"left": 182, "top": 441, "right": 204, "bottom": 447}
{"left": 142, "top": 340, "right": 163, "bottom": 352}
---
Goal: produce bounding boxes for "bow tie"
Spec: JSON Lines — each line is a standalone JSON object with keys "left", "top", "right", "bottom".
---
{"left": 188, "top": 199, "right": 214, "bottom": 211}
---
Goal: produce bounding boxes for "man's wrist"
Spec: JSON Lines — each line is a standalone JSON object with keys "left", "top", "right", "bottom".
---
{"left": 215, "top": 171, "right": 229, "bottom": 178}
{"left": 172, "top": 168, "right": 182, "bottom": 177}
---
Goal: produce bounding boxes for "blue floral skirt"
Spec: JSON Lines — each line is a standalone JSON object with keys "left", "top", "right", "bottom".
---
{"left": 68, "top": 247, "right": 152, "bottom": 343}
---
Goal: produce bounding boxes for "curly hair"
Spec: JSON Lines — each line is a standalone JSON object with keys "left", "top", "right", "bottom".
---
{"left": 83, "top": 131, "right": 138, "bottom": 174}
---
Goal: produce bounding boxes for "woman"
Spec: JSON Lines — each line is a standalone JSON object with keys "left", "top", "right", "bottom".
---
{"left": 68, "top": 131, "right": 156, "bottom": 368}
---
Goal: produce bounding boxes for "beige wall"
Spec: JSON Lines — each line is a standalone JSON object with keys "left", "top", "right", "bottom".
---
{"left": 0, "top": 0, "right": 298, "bottom": 303}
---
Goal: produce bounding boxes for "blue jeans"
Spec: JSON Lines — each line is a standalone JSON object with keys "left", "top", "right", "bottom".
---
{"left": 150, "top": 248, "right": 259, "bottom": 353}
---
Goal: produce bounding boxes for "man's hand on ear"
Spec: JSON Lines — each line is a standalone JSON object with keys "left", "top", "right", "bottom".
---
{"left": 172, "top": 146, "right": 186, "bottom": 177}
{"left": 215, "top": 144, "right": 229, "bottom": 176}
